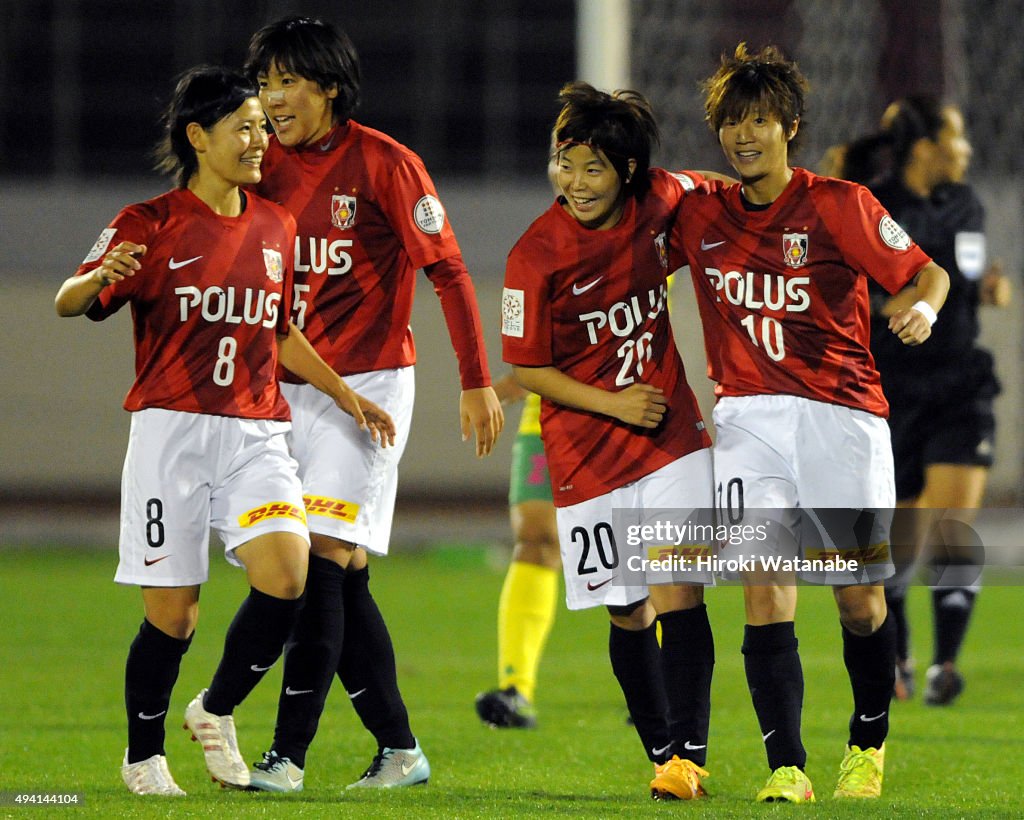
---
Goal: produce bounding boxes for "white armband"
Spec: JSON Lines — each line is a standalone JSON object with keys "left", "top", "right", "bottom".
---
{"left": 911, "top": 300, "right": 937, "bottom": 327}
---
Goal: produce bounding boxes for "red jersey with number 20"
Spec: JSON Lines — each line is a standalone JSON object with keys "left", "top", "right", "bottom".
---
{"left": 673, "top": 168, "right": 931, "bottom": 417}
{"left": 503, "top": 169, "right": 711, "bottom": 507}
{"left": 76, "top": 188, "right": 295, "bottom": 419}
{"left": 256, "top": 121, "right": 463, "bottom": 380}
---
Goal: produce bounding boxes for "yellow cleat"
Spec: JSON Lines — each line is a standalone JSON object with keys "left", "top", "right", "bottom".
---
{"left": 649, "top": 755, "right": 709, "bottom": 800}
{"left": 834, "top": 744, "right": 885, "bottom": 799}
{"left": 755, "top": 765, "right": 815, "bottom": 803}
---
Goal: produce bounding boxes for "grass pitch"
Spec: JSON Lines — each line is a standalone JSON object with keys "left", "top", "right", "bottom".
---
{"left": 0, "top": 544, "right": 1021, "bottom": 818}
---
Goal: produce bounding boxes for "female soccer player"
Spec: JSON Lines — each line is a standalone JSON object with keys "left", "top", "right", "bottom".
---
{"left": 502, "top": 81, "right": 716, "bottom": 801}
{"left": 241, "top": 16, "right": 503, "bottom": 791}
{"left": 672, "top": 44, "right": 950, "bottom": 802}
{"left": 853, "top": 96, "right": 1011, "bottom": 706}
{"left": 55, "top": 66, "right": 394, "bottom": 796}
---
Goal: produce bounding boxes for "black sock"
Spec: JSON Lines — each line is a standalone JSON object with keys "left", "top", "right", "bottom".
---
{"left": 336, "top": 566, "right": 415, "bottom": 750}
{"left": 125, "top": 620, "right": 191, "bottom": 763}
{"left": 932, "top": 586, "right": 978, "bottom": 666}
{"left": 658, "top": 604, "right": 714, "bottom": 767}
{"left": 742, "top": 622, "right": 805, "bottom": 770}
{"left": 844, "top": 614, "right": 895, "bottom": 749}
{"left": 884, "top": 583, "right": 910, "bottom": 663}
{"left": 609, "top": 621, "right": 670, "bottom": 763}
{"left": 273, "top": 555, "right": 346, "bottom": 768}
{"left": 204, "top": 587, "right": 301, "bottom": 716}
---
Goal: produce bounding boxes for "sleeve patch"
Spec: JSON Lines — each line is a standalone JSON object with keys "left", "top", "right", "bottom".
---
{"left": 413, "top": 195, "right": 446, "bottom": 234}
{"left": 878, "top": 215, "right": 912, "bottom": 251}
{"left": 83, "top": 228, "right": 117, "bottom": 263}
{"left": 501, "top": 287, "right": 525, "bottom": 337}
{"left": 669, "top": 172, "right": 696, "bottom": 191}
{"left": 954, "top": 231, "right": 986, "bottom": 280}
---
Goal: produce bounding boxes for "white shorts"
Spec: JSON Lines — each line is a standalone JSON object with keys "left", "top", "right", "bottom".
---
{"left": 712, "top": 394, "right": 895, "bottom": 584}
{"left": 115, "top": 408, "right": 309, "bottom": 587}
{"left": 556, "top": 448, "right": 714, "bottom": 611}
{"left": 282, "top": 367, "right": 414, "bottom": 556}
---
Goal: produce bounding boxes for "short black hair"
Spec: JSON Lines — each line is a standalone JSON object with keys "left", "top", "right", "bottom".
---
{"left": 244, "top": 16, "right": 361, "bottom": 124}
{"left": 153, "top": 65, "right": 257, "bottom": 187}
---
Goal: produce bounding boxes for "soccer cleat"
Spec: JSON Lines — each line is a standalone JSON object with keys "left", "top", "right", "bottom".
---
{"left": 834, "top": 744, "right": 885, "bottom": 799}
{"left": 183, "top": 689, "right": 250, "bottom": 789}
{"left": 248, "top": 750, "right": 304, "bottom": 793}
{"left": 649, "top": 755, "right": 709, "bottom": 800}
{"left": 474, "top": 686, "right": 538, "bottom": 729}
{"left": 924, "top": 663, "right": 964, "bottom": 706}
{"left": 121, "top": 750, "right": 186, "bottom": 796}
{"left": 893, "top": 660, "right": 915, "bottom": 701}
{"left": 756, "top": 766, "right": 815, "bottom": 803}
{"left": 346, "top": 739, "right": 430, "bottom": 789}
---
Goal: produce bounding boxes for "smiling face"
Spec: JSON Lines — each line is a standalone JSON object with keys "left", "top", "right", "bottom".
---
{"left": 556, "top": 143, "right": 634, "bottom": 231}
{"left": 192, "top": 97, "right": 268, "bottom": 187}
{"left": 257, "top": 62, "right": 338, "bottom": 147}
{"left": 718, "top": 107, "right": 795, "bottom": 193}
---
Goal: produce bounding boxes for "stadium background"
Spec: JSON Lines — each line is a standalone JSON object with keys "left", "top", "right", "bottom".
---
{"left": 1, "top": 0, "right": 1021, "bottom": 541}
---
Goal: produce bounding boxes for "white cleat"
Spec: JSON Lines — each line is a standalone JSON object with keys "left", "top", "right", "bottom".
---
{"left": 346, "top": 739, "right": 430, "bottom": 789}
{"left": 121, "top": 750, "right": 186, "bottom": 796}
{"left": 183, "top": 689, "right": 250, "bottom": 789}
{"left": 249, "top": 750, "right": 304, "bottom": 793}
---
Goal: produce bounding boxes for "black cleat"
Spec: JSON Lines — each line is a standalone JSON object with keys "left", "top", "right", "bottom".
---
{"left": 924, "top": 664, "right": 964, "bottom": 706}
{"left": 474, "top": 686, "right": 537, "bottom": 728}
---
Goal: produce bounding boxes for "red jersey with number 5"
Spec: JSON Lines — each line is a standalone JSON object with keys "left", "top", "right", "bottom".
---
{"left": 673, "top": 168, "right": 931, "bottom": 417}
{"left": 502, "top": 169, "right": 711, "bottom": 507}
{"left": 75, "top": 188, "right": 295, "bottom": 419}
{"left": 255, "top": 121, "right": 463, "bottom": 380}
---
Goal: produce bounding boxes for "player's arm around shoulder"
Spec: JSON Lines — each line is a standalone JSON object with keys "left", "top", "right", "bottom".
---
{"left": 887, "top": 261, "right": 951, "bottom": 346}
{"left": 512, "top": 365, "right": 666, "bottom": 429}
{"left": 276, "top": 322, "right": 397, "bottom": 447}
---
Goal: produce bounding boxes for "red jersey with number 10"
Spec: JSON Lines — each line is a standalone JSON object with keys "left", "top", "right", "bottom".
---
{"left": 673, "top": 168, "right": 932, "bottom": 417}
{"left": 76, "top": 188, "right": 295, "bottom": 419}
{"left": 256, "top": 121, "right": 463, "bottom": 380}
{"left": 502, "top": 169, "right": 711, "bottom": 507}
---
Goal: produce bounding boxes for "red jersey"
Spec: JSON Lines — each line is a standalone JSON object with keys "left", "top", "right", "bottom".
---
{"left": 77, "top": 188, "right": 295, "bottom": 419}
{"left": 502, "top": 169, "right": 711, "bottom": 507}
{"left": 256, "top": 121, "right": 488, "bottom": 385}
{"left": 673, "top": 168, "right": 932, "bottom": 417}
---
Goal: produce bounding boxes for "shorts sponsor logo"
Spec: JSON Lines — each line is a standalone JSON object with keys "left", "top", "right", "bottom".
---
{"left": 83, "top": 228, "right": 117, "bottom": 263}
{"left": 331, "top": 194, "right": 357, "bottom": 229}
{"left": 304, "top": 495, "right": 359, "bottom": 523}
{"left": 501, "top": 288, "right": 525, "bottom": 337}
{"left": 237, "top": 501, "right": 307, "bottom": 528}
{"left": 413, "top": 195, "right": 445, "bottom": 234}
{"left": 804, "top": 543, "right": 890, "bottom": 564}
{"left": 782, "top": 232, "right": 808, "bottom": 268}
{"left": 646, "top": 545, "right": 713, "bottom": 562}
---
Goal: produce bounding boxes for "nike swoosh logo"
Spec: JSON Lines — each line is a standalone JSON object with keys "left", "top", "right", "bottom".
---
{"left": 859, "top": 711, "right": 887, "bottom": 722}
{"left": 285, "top": 687, "right": 314, "bottom": 696}
{"left": 586, "top": 578, "right": 611, "bottom": 591}
{"left": 683, "top": 741, "right": 707, "bottom": 750}
{"left": 762, "top": 729, "right": 776, "bottom": 741}
{"left": 250, "top": 663, "right": 273, "bottom": 672}
{"left": 348, "top": 688, "right": 367, "bottom": 699}
{"left": 319, "top": 137, "right": 335, "bottom": 151}
{"left": 651, "top": 744, "right": 672, "bottom": 756}
{"left": 572, "top": 276, "right": 603, "bottom": 295}
{"left": 401, "top": 761, "right": 417, "bottom": 776}
{"left": 168, "top": 255, "right": 203, "bottom": 269}
{"left": 143, "top": 556, "right": 169, "bottom": 566}
{"left": 138, "top": 710, "right": 166, "bottom": 720}
{"left": 700, "top": 239, "right": 726, "bottom": 250}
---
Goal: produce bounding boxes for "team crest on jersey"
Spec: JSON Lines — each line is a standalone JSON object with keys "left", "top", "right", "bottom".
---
{"left": 262, "top": 248, "right": 284, "bottom": 283}
{"left": 783, "top": 233, "right": 808, "bottom": 268}
{"left": 654, "top": 231, "right": 668, "bottom": 269}
{"left": 331, "top": 194, "right": 357, "bottom": 229}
